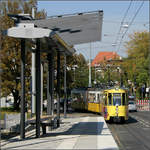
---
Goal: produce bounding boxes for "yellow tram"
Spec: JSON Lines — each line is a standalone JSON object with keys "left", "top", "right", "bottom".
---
{"left": 102, "top": 88, "right": 128, "bottom": 123}
{"left": 71, "top": 87, "right": 128, "bottom": 123}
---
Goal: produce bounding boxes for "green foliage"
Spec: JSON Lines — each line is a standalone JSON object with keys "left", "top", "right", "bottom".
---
{"left": 65, "top": 53, "right": 88, "bottom": 89}
{"left": 122, "top": 31, "right": 150, "bottom": 97}
{"left": 1, "top": 106, "right": 15, "bottom": 112}
{"left": 0, "top": 0, "right": 46, "bottom": 110}
{"left": 124, "top": 31, "right": 150, "bottom": 85}
{"left": 136, "top": 72, "right": 148, "bottom": 85}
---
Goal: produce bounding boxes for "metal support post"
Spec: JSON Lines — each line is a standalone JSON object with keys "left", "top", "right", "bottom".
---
{"left": 30, "top": 76, "right": 33, "bottom": 118}
{"left": 31, "top": 52, "right": 36, "bottom": 115}
{"left": 31, "top": 7, "right": 36, "bottom": 115}
{"left": 35, "top": 39, "right": 41, "bottom": 138}
{"left": 41, "top": 62, "right": 43, "bottom": 116}
{"left": 0, "top": 26, "right": 2, "bottom": 145}
{"left": 20, "top": 39, "right": 25, "bottom": 139}
{"left": 47, "top": 52, "right": 54, "bottom": 116}
{"left": 64, "top": 54, "right": 67, "bottom": 118}
{"left": 51, "top": 54, "right": 54, "bottom": 117}
{"left": 47, "top": 56, "right": 50, "bottom": 114}
{"left": 57, "top": 51, "right": 60, "bottom": 127}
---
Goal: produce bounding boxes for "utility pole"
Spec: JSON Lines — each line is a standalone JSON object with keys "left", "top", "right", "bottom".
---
{"left": 108, "top": 66, "right": 110, "bottom": 86}
{"left": 88, "top": 43, "right": 92, "bottom": 88}
{"left": 94, "top": 64, "right": 97, "bottom": 86}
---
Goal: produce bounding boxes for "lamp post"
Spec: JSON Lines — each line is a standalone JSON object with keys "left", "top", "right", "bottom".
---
{"left": 94, "top": 64, "right": 97, "bottom": 87}
{"left": 88, "top": 43, "right": 92, "bottom": 88}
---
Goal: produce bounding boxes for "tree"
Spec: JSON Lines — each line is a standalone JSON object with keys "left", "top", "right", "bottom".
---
{"left": 65, "top": 53, "right": 88, "bottom": 89}
{"left": 123, "top": 31, "right": 150, "bottom": 97}
{"left": 0, "top": 0, "right": 46, "bottom": 110}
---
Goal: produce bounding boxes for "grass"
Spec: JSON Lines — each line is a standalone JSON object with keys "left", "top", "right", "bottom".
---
{"left": 0, "top": 107, "right": 30, "bottom": 120}
{"left": 0, "top": 107, "right": 48, "bottom": 120}
{"left": 0, "top": 107, "right": 19, "bottom": 120}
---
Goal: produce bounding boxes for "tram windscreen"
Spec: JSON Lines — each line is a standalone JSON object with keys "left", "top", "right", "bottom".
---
{"left": 113, "top": 93, "right": 121, "bottom": 106}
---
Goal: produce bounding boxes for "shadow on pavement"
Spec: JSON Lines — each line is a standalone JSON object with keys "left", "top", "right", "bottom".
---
{"left": 126, "top": 116, "right": 138, "bottom": 124}
{"left": 43, "top": 121, "right": 104, "bottom": 137}
{"left": 1, "top": 121, "right": 106, "bottom": 149}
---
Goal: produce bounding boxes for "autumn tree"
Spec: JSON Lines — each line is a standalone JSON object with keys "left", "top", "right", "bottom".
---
{"left": 0, "top": 0, "right": 46, "bottom": 110}
{"left": 65, "top": 53, "right": 88, "bottom": 89}
{"left": 123, "top": 31, "right": 150, "bottom": 97}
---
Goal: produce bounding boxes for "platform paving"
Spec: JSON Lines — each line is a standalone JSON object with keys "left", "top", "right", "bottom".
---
{"left": 1, "top": 116, "right": 118, "bottom": 149}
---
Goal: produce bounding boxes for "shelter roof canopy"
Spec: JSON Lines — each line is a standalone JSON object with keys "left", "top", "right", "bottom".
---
{"left": 22, "top": 10, "right": 103, "bottom": 46}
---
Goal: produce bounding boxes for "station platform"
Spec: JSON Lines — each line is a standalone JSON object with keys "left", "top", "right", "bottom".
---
{"left": 1, "top": 116, "right": 118, "bottom": 149}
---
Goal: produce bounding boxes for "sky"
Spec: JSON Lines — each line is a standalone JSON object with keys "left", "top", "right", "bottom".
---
{"left": 37, "top": 1, "right": 149, "bottom": 60}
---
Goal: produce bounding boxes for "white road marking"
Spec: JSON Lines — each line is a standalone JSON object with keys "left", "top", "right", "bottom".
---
{"left": 97, "top": 117, "right": 119, "bottom": 149}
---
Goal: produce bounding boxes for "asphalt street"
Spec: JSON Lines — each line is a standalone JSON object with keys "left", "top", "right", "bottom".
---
{"left": 107, "top": 111, "right": 150, "bottom": 150}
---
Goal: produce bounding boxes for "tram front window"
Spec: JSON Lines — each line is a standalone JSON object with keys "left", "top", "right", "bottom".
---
{"left": 113, "top": 93, "right": 121, "bottom": 106}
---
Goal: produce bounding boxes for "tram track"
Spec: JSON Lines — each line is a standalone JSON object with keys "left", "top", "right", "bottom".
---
{"left": 123, "top": 123, "right": 150, "bottom": 150}
{"left": 107, "top": 113, "right": 150, "bottom": 150}
{"left": 129, "top": 113, "right": 150, "bottom": 128}
{"left": 109, "top": 124, "right": 125, "bottom": 150}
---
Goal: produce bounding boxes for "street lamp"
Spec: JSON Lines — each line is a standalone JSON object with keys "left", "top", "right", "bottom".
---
{"left": 72, "top": 65, "right": 78, "bottom": 82}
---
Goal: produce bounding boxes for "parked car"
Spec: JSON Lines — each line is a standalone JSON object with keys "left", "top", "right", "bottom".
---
{"left": 128, "top": 101, "right": 137, "bottom": 112}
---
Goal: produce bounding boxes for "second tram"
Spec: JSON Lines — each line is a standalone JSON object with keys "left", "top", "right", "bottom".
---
{"left": 71, "top": 87, "right": 128, "bottom": 123}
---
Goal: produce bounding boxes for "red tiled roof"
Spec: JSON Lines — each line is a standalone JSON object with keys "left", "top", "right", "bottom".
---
{"left": 91, "top": 51, "right": 120, "bottom": 66}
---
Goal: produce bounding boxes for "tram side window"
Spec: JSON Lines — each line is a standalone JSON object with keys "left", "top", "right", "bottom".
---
{"left": 88, "top": 93, "right": 96, "bottom": 103}
{"left": 122, "top": 93, "right": 125, "bottom": 105}
{"left": 97, "top": 94, "right": 100, "bottom": 103}
{"left": 108, "top": 93, "right": 112, "bottom": 105}
{"left": 100, "top": 94, "right": 103, "bottom": 103}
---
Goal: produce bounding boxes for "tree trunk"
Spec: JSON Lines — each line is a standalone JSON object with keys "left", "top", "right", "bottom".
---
{"left": 12, "top": 90, "right": 21, "bottom": 111}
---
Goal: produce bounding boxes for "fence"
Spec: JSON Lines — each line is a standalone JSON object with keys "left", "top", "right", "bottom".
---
{"left": 136, "top": 100, "right": 150, "bottom": 111}
{"left": 1, "top": 113, "right": 27, "bottom": 132}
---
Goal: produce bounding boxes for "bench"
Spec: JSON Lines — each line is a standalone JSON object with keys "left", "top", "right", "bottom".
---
{"left": 27, "top": 115, "right": 58, "bottom": 135}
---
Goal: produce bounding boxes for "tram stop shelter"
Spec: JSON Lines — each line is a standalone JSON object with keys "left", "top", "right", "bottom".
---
{"left": 3, "top": 10, "right": 103, "bottom": 139}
